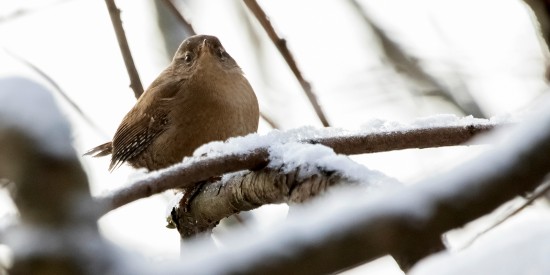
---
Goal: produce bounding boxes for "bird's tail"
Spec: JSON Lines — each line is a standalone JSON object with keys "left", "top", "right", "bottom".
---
{"left": 83, "top": 142, "right": 113, "bottom": 157}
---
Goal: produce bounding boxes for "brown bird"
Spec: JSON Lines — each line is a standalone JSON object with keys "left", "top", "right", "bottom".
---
{"left": 86, "top": 35, "right": 259, "bottom": 171}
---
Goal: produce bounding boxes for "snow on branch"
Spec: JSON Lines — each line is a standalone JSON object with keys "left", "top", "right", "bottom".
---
{"left": 164, "top": 98, "right": 550, "bottom": 275}
{"left": 170, "top": 141, "right": 401, "bottom": 237}
{"left": 96, "top": 115, "right": 500, "bottom": 214}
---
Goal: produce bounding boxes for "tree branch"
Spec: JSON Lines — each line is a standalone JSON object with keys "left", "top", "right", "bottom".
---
{"left": 243, "top": 0, "right": 331, "bottom": 127}
{"left": 96, "top": 122, "right": 496, "bottom": 214}
{"left": 104, "top": 0, "right": 144, "bottom": 98}
{"left": 170, "top": 163, "right": 359, "bottom": 237}
{"left": 173, "top": 104, "right": 550, "bottom": 275}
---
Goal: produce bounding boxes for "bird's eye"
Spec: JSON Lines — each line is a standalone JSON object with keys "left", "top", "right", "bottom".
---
{"left": 184, "top": 52, "right": 193, "bottom": 63}
{"left": 216, "top": 48, "right": 225, "bottom": 60}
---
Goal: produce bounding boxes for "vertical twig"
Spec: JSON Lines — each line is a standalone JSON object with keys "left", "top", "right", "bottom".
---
{"left": 260, "top": 113, "right": 280, "bottom": 129}
{"left": 243, "top": 0, "right": 331, "bottom": 127}
{"left": 162, "top": 0, "right": 197, "bottom": 35}
{"left": 104, "top": 0, "right": 144, "bottom": 99}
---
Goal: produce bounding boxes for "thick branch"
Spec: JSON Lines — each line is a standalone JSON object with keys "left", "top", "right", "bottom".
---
{"left": 175, "top": 107, "right": 550, "bottom": 275}
{"left": 96, "top": 123, "right": 496, "bottom": 214}
{"left": 243, "top": 0, "right": 331, "bottom": 127}
{"left": 104, "top": 0, "right": 144, "bottom": 98}
{"left": 171, "top": 168, "right": 352, "bottom": 237}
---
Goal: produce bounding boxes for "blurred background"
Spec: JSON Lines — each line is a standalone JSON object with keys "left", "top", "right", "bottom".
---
{"left": 0, "top": 0, "right": 547, "bottom": 273}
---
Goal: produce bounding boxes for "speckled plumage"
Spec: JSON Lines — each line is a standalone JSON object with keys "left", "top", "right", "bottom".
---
{"left": 85, "top": 35, "right": 259, "bottom": 171}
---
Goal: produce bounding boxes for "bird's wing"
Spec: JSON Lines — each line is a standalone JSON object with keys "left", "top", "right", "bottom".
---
{"left": 109, "top": 79, "right": 180, "bottom": 171}
{"left": 109, "top": 111, "right": 169, "bottom": 171}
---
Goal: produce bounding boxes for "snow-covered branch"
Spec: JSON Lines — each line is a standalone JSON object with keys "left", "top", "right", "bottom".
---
{"left": 97, "top": 116, "right": 499, "bottom": 214}
{"left": 167, "top": 99, "right": 550, "bottom": 275}
{"left": 3, "top": 77, "right": 548, "bottom": 274}
{"left": 170, "top": 142, "right": 400, "bottom": 237}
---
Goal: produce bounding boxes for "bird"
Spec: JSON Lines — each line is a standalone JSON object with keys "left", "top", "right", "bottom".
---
{"left": 85, "top": 35, "right": 259, "bottom": 171}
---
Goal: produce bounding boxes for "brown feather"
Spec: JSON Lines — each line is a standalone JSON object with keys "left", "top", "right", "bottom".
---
{"left": 83, "top": 142, "right": 112, "bottom": 157}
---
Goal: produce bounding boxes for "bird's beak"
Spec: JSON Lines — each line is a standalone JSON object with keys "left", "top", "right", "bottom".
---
{"left": 201, "top": 39, "right": 209, "bottom": 51}
{"left": 199, "top": 39, "right": 212, "bottom": 57}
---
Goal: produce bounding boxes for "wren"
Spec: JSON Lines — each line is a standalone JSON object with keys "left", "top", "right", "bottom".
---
{"left": 86, "top": 35, "right": 259, "bottom": 171}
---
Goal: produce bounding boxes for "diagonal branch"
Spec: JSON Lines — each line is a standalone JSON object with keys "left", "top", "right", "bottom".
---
{"left": 243, "top": 0, "right": 331, "bottom": 127}
{"left": 104, "top": 0, "right": 144, "bottom": 99}
{"left": 95, "top": 122, "right": 496, "bottom": 214}
{"left": 459, "top": 179, "right": 550, "bottom": 249}
{"left": 348, "top": 0, "right": 485, "bottom": 117}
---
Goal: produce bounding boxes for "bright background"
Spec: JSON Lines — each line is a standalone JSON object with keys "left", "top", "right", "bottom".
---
{"left": 0, "top": 0, "right": 548, "bottom": 273}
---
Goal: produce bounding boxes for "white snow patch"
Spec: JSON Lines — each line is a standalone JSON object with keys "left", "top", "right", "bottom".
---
{"left": 268, "top": 142, "right": 400, "bottom": 187}
{"left": 360, "top": 114, "right": 509, "bottom": 133}
{"left": 165, "top": 192, "right": 183, "bottom": 218}
{"left": 195, "top": 114, "right": 508, "bottom": 160}
{"left": 193, "top": 126, "right": 351, "bottom": 158}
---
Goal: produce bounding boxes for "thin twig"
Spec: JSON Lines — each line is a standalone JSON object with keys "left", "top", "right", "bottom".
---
{"left": 3, "top": 48, "right": 108, "bottom": 139}
{"left": 104, "top": 0, "right": 144, "bottom": 99}
{"left": 260, "top": 112, "right": 280, "bottom": 129}
{"left": 348, "top": 0, "right": 485, "bottom": 118}
{"left": 460, "top": 179, "right": 550, "bottom": 249}
{"left": 162, "top": 0, "right": 196, "bottom": 35}
{"left": 96, "top": 123, "right": 496, "bottom": 213}
{"left": 243, "top": 0, "right": 331, "bottom": 127}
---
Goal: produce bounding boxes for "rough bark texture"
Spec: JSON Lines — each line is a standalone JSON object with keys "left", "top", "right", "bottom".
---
{"left": 171, "top": 168, "right": 348, "bottom": 237}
